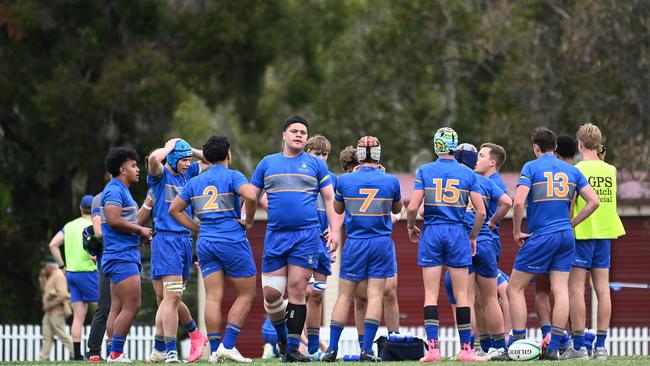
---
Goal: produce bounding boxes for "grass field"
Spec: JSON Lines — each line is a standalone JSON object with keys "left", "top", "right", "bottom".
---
{"left": 3, "top": 358, "right": 650, "bottom": 365}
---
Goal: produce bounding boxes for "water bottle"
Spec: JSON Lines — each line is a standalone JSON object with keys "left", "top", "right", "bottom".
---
{"left": 344, "top": 355, "right": 360, "bottom": 361}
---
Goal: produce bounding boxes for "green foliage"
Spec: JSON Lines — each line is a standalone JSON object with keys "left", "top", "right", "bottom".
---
{"left": 0, "top": 0, "right": 648, "bottom": 322}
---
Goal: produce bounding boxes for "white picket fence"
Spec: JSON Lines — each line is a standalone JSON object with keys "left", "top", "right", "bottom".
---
{"left": 0, "top": 324, "right": 648, "bottom": 361}
{"left": 0, "top": 325, "right": 190, "bottom": 362}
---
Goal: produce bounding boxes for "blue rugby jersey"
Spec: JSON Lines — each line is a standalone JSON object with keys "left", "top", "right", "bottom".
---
{"left": 251, "top": 152, "right": 331, "bottom": 231}
{"left": 147, "top": 162, "right": 200, "bottom": 233}
{"left": 414, "top": 158, "right": 480, "bottom": 226}
{"left": 91, "top": 194, "right": 102, "bottom": 217}
{"left": 464, "top": 174, "right": 506, "bottom": 241}
{"left": 335, "top": 166, "right": 401, "bottom": 239}
{"left": 317, "top": 171, "right": 338, "bottom": 233}
{"left": 516, "top": 153, "right": 589, "bottom": 235}
{"left": 177, "top": 165, "right": 249, "bottom": 243}
{"left": 488, "top": 171, "right": 506, "bottom": 240}
{"left": 100, "top": 178, "right": 140, "bottom": 261}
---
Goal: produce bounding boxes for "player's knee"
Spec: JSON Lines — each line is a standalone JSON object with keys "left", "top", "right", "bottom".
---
{"left": 264, "top": 296, "right": 287, "bottom": 317}
{"left": 383, "top": 284, "right": 397, "bottom": 302}
{"left": 355, "top": 296, "right": 368, "bottom": 310}
{"left": 163, "top": 281, "right": 184, "bottom": 302}
{"left": 309, "top": 290, "right": 324, "bottom": 305}
{"left": 262, "top": 274, "right": 286, "bottom": 301}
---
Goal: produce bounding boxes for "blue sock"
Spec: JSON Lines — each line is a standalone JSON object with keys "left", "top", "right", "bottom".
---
{"left": 423, "top": 305, "right": 439, "bottom": 342}
{"left": 271, "top": 318, "right": 288, "bottom": 345}
{"left": 358, "top": 334, "right": 365, "bottom": 349}
{"left": 111, "top": 334, "right": 126, "bottom": 354}
{"left": 479, "top": 334, "right": 491, "bottom": 352}
{"left": 585, "top": 331, "right": 596, "bottom": 351}
{"left": 207, "top": 332, "right": 222, "bottom": 353}
{"left": 547, "top": 326, "right": 564, "bottom": 352}
{"left": 512, "top": 329, "right": 526, "bottom": 341}
{"left": 596, "top": 330, "right": 607, "bottom": 348}
{"left": 541, "top": 321, "right": 552, "bottom": 338}
{"left": 573, "top": 330, "right": 585, "bottom": 350}
{"left": 164, "top": 336, "right": 177, "bottom": 354}
{"left": 287, "top": 335, "right": 301, "bottom": 352}
{"left": 307, "top": 328, "right": 320, "bottom": 354}
{"left": 362, "top": 319, "right": 380, "bottom": 354}
{"left": 493, "top": 333, "right": 506, "bottom": 350}
{"left": 183, "top": 319, "right": 197, "bottom": 333}
{"left": 223, "top": 323, "right": 241, "bottom": 349}
{"left": 328, "top": 321, "right": 344, "bottom": 351}
{"left": 154, "top": 335, "right": 165, "bottom": 352}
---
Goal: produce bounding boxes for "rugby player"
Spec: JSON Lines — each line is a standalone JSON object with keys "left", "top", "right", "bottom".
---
{"left": 170, "top": 135, "right": 258, "bottom": 363}
{"left": 101, "top": 147, "right": 152, "bottom": 363}
{"left": 322, "top": 136, "right": 402, "bottom": 362}
{"left": 250, "top": 115, "right": 339, "bottom": 362}
{"left": 508, "top": 128, "right": 599, "bottom": 360}
{"left": 407, "top": 128, "right": 487, "bottom": 362}
{"left": 147, "top": 138, "right": 210, "bottom": 362}
{"left": 304, "top": 135, "right": 342, "bottom": 359}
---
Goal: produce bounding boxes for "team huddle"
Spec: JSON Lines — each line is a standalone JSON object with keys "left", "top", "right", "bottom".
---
{"left": 85, "top": 115, "right": 623, "bottom": 363}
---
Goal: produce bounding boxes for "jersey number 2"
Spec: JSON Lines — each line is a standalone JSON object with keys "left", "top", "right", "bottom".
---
{"left": 203, "top": 186, "right": 219, "bottom": 209}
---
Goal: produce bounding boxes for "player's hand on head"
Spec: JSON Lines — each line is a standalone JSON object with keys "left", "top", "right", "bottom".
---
{"left": 407, "top": 225, "right": 421, "bottom": 243}
{"left": 165, "top": 138, "right": 181, "bottom": 149}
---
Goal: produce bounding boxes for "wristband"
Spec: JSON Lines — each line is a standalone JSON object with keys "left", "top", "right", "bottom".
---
{"left": 142, "top": 203, "right": 152, "bottom": 211}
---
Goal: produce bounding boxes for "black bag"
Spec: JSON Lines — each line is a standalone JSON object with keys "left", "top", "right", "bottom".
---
{"left": 82, "top": 225, "right": 103, "bottom": 256}
{"left": 376, "top": 336, "right": 427, "bottom": 361}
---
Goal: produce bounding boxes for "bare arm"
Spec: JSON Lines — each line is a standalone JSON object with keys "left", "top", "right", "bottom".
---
{"left": 191, "top": 148, "right": 212, "bottom": 172}
{"left": 148, "top": 138, "right": 180, "bottom": 177}
{"left": 512, "top": 185, "right": 531, "bottom": 247}
{"left": 488, "top": 194, "right": 513, "bottom": 230}
{"left": 168, "top": 196, "right": 200, "bottom": 233}
{"left": 237, "top": 184, "right": 259, "bottom": 230}
{"left": 136, "top": 195, "right": 153, "bottom": 226}
{"left": 570, "top": 185, "right": 600, "bottom": 228}
{"left": 48, "top": 231, "right": 65, "bottom": 268}
{"left": 468, "top": 191, "right": 486, "bottom": 241}
{"left": 406, "top": 190, "right": 425, "bottom": 243}
{"left": 91, "top": 215, "right": 102, "bottom": 238}
{"left": 333, "top": 200, "right": 345, "bottom": 215}
{"left": 391, "top": 201, "right": 404, "bottom": 215}
{"left": 320, "top": 185, "right": 340, "bottom": 253}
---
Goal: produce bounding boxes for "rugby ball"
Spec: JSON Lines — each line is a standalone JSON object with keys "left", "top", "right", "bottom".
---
{"left": 508, "top": 339, "right": 541, "bottom": 361}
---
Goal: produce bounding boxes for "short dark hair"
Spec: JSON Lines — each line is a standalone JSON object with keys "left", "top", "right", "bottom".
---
{"left": 532, "top": 127, "right": 557, "bottom": 153}
{"left": 203, "top": 135, "right": 230, "bottom": 163}
{"left": 480, "top": 143, "right": 507, "bottom": 170}
{"left": 105, "top": 147, "right": 139, "bottom": 177}
{"left": 81, "top": 207, "right": 92, "bottom": 215}
{"left": 283, "top": 115, "right": 309, "bottom": 131}
{"left": 556, "top": 134, "right": 577, "bottom": 159}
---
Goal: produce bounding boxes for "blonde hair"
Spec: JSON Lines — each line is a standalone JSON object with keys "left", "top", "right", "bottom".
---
{"left": 576, "top": 123, "right": 602, "bottom": 150}
{"left": 305, "top": 134, "right": 331, "bottom": 153}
